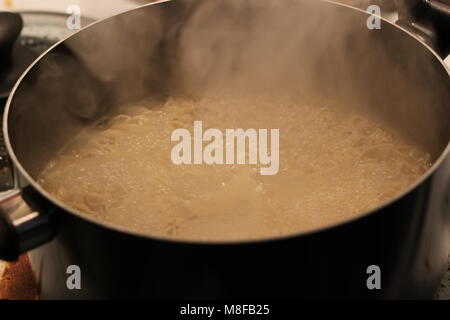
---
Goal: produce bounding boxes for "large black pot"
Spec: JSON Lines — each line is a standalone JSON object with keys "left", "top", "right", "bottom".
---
{"left": 1, "top": 0, "right": 450, "bottom": 299}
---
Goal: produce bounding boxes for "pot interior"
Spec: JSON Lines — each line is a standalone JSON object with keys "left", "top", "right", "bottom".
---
{"left": 6, "top": 0, "right": 450, "bottom": 239}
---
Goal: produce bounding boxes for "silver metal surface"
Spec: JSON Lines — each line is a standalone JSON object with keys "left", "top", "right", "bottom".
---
{"left": 0, "top": 189, "right": 52, "bottom": 254}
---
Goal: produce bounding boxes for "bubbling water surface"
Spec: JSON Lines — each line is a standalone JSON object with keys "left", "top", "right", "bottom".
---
{"left": 38, "top": 94, "right": 432, "bottom": 241}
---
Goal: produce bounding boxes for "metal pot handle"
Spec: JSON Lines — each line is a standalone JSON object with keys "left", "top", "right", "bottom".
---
{"left": 395, "top": 0, "right": 450, "bottom": 58}
{"left": 0, "top": 188, "right": 54, "bottom": 261}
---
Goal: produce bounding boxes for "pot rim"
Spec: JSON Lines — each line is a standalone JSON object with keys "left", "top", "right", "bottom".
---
{"left": 3, "top": 0, "right": 450, "bottom": 246}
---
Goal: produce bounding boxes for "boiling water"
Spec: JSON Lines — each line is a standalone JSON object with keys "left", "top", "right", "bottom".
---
{"left": 38, "top": 94, "right": 432, "bottom": 241}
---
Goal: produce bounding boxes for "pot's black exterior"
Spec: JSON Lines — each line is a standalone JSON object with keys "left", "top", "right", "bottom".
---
{"left": 25, "top": 159, "right": 450, "bottom": 299}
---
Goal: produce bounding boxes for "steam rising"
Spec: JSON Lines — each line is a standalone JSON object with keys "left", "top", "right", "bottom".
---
{"left": 9, "top": 0, "right": 450, "bottom": 179}
{"left": 68, "top": 0, "right": 448, "bottom": 153}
